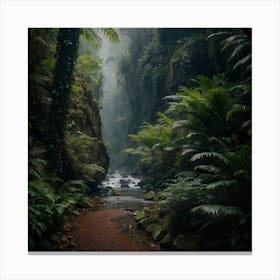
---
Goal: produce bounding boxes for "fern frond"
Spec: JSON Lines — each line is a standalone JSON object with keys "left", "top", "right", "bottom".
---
{"left": 191, "top": 152, "right": 229, "bottom": 165}
{"left": 194, "top": 165, "right": 221, "bottom": 174}
{"left": 232, "top": 54, "right": 251, "bottom": 71}
{"left": 206, "top": 180, "right": 237, "bottom": 190}
{"left": 100, "top": 28, "right": 119, "bottom": 43}
{"left": 191, "top": 204, "right": 243, "bottom": 217}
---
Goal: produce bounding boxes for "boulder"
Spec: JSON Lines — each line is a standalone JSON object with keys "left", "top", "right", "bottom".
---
{"left": 120, "top": 179, "right": 129, "bottom": 186}
{"left": 134, "top": 211, "right": 146, "bottom": 222}
{"left": 156, "top": 191, "right": 169, "bottom": 201}
{"left": 138, "top": 215, "right": 158, "bottom": 229}
{"left": 121, "top": 184, "right": 130, "bottom": 188}
{"left": 146, "top": 223, "right": 161, "bottom": 234}
{"left": 144, "top": 191, "right": 156, "bottom": 200}
{"left": 152, "top": 226, "right": 166, "bottom": 242}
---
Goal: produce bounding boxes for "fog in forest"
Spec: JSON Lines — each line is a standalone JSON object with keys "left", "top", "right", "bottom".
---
{"left": 99, "top": 29, "right": 152, "bottom": 171}
{"left": 28, "top": 28, "right": 252, "bottom": 252}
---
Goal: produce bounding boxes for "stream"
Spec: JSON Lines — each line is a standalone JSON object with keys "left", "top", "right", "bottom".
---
{"left": 100, "top": 170, "right": 155, "bottom": 210}
{"left": 58, "top": 170, "right": 160, "bottom": 251}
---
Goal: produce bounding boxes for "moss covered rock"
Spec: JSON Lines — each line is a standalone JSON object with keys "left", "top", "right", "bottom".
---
{"left": 152, "top": 226, "right": 166, "bottom": 242}
{"left": 135, "top": 211, "right": 146, "bottom": 222}
{"left": 146, "top": 223, "right": 161, "bottom": 234}
{"left": 155, "top": 191, "right": 169, "bottom": 201}
{"left": 64, "top": 73, "right": 109, "bottom": 189}
{"left": 138, "top": 215, "right": 158, "bottom": 229}
{"left": 144, "top": 191, "right": 156, "bottom": 200}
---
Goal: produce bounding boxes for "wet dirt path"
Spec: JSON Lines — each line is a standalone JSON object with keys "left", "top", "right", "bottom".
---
{"left": 60, "top": 171, "right": 161, "bottom": 251}
{"left": 67, "top": 206, "right": 160, "bottom": 251}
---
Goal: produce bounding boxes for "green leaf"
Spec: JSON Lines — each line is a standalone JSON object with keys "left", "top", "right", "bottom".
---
{"left": 191, "top": 204, "right": 243, "bottom": 217}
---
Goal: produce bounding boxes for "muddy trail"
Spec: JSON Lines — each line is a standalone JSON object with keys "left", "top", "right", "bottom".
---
{"left": 58, "top": 171, "right": 161, "bottom": 252}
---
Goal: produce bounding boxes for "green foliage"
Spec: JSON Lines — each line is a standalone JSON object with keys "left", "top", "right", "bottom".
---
{"left": 191, "top": 204, "right": 243, "bottom": 217}
{"left": 28, "top": 145, "right": 91, "bottom": 250}
{"left": 208, "top": 29, "right": 251, "bottom": 81}
{"left": 126, "top": 75, "right": 251, "bottom": 250}
{"left": 65, "top": 132, "right": 106, "bottom": 184}
{"left": 28, "top": 28, "right": 115, "bottom": 250}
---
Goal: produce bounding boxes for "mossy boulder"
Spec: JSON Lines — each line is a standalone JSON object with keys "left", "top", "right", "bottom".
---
{"left": 146, "top": 223, "right": 161, "bottom": 234}
{"left": 144, "top": 191, "right": 156, "bottom": 200}
{"left": 134, "top": 211, "right": 146, "bottom": 222}
{"left": 138, "top": 215, "right": 158, "bottom": 229}
{"left": 152, "top": 226, "right": 166, "bottom": 242}
{"left": 162, "top": 214, "right": 172, "bottom": 230}
{"left": 155, "top": 191, "right": 169, "bottom": 201}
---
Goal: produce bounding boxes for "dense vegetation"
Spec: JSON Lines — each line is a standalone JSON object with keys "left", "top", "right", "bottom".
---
{"left": 124, "top": 29, "right": 251, "bottom": 250}
{"left": 28, "top": 28, "right": 118, "bottom": 249}
{"left": 29, "top": 28, "right": 251, "bottom": 251}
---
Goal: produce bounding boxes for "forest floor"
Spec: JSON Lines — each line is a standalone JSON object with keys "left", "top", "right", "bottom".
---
{"left": 58, "top": 196, "right": 161, "bottom": 251}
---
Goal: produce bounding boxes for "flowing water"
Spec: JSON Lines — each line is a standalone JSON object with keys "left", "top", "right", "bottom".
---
{"left": 62, "top": 170, "right": 160, "bottom": 251}
{"left": 100, "top": 170, "right": 155, "bottom": 210}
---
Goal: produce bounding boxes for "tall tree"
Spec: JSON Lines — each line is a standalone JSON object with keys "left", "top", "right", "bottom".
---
{"left": 48, "top": 28, "right": 80, "bottom": 176}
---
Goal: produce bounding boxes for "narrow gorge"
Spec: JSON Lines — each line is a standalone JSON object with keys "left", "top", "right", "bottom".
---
{"left": 28, "top": 28, "right": 252, "bottom": 252}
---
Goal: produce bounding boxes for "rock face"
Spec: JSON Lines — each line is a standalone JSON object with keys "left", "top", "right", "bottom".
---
{"left": 64, "top": 76, "right": 109, "bottom": 189}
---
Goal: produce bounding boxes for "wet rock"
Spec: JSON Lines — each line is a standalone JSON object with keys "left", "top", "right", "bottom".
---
{"left": 121, "top": 184, "right": 130, "bottom": 188}
{"left": 156, "top": 191, "right": 169, "bottom": 201}
{"left": 135, "top": 211, "right": 146, "bottom": 222}
{"left": 146, "top": 223, "right": 161, "bottom": 234}
{"left": 162, "top": 214, "right": 172, "bottom": 229}
{"left": 144, "top": 191, "right": 156, "bottom": 200}
{"left": 153, "top": 226, "right": 166, "bottom": 242}
{"left": 120, "top": 179, "right": 129, "bottom": 186}
{"left": 137, "top": 181, "right": 144, "bottom": 187}
{"left": 138, "top": 216, "right": 158, "bottom": 229}
{"left": 106, "top": 187, "right": 113, "bottom": 196}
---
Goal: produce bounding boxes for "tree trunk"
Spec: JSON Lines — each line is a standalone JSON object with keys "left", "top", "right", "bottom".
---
{"left": 47, "top": 28, "right": 80, "bottom": 176}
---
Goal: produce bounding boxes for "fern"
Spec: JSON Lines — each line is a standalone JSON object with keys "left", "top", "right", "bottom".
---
{"left": 206, "top": 180, "right": 237, "bottom": 190}
{"left": 191, "top": 152, "right": 229, "bottom": 166}
{"left": 194, "top": 165, "right": 221, "bottom": 174}
{"left": 191, "top": 204, "right": 243, "bottom": 217}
